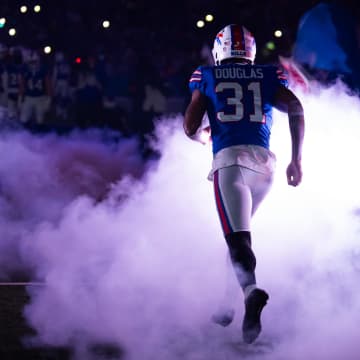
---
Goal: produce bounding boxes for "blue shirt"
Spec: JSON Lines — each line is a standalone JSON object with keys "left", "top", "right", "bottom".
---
{"left": 189, "top": 64, "right": 286, "bottom": 154}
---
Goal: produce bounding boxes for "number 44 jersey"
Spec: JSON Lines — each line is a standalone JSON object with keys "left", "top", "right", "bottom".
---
{"left": 189, "top": 64, "right": 287, "bottom": 155}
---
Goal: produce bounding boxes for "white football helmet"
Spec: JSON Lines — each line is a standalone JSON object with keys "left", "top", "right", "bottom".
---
{"left": 212, "top": 24, "right": 256, "bottom": 65}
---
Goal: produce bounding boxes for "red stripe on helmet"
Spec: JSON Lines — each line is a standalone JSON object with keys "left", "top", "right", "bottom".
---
{"left": 231, "top": 25, "right": 244, "bottom": 51}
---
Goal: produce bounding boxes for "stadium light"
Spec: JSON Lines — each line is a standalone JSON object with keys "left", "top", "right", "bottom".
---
{"left": 0, "top": 18, "right": 6, "bottom": 28}
{"left": 102, "top": 20, "right": 110, "bottom": 29}
{"left": 34, "top": 5, "right": 41, "bottom": 13}
{"left": 44, "top": 46, "right": 52, "bottom": 54}
{"left": 266, "top": 41, "right": 275, "bottom": 50}
{"left": 196, "top": 20, "right": 205, "bottom": 28}
{"left": 20, "top": 5, "right": 28, "bottom": 13}
{"left": 205, "top": 14, "right": 214, "bottom": 22}
{"left": 274, "top": 30, "right": 283, "bottom": 38}
{"left": 75, "top": 57, "right": 82, "bottom": 64}
{"left": 9, "top": 28, "right": 16, "bottom": 36}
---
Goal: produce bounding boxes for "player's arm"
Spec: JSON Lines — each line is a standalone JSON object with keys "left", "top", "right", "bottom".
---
{"left": 274, "top": 85, "right": 305, "bottom": 186}
{"left": 183, "top": 89, "right": 210, "bottom": 144}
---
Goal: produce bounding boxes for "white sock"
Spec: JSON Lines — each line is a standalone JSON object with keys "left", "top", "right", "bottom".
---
{"left": 244, "top": 284, "right": 257, "bottom": 299}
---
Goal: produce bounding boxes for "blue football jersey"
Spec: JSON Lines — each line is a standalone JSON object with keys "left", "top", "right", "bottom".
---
{"left": 23, "top": 65, "right": 49, "bottom": 97}
{"left": 6, "top": 63, "right": 23, "bottom": 92}
{"left": 189, "top": 64, "right": 287, "bottom": 154}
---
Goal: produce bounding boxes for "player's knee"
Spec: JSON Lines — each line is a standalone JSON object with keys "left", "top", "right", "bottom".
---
{"left": 225, "top": 231, "right": 256, "bottom": 272}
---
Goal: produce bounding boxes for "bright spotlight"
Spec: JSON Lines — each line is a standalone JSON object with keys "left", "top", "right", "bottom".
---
{"left": 0, "top": 18, "right": 6, "bottom": 27}
{"left": 205, "top": 14, "right": 214, "bottom": 22}
{"left": 102, "top": 20, "right": 110, "bottom": 29}
{"left": 274, "top": 30, "right": 283, "bottom": 38}
{"left": 34, "top": 5, "right": 41, "bottom": 13}
{"left": 20, "top": 5, "right": 28, "bottom": 13}
{"left": 9, "top": 28, "right": 16, "bottom": 37}
{"left": 44, "top": 46, "right": 52, "bottom": 54}
{"left": 196, "top": 20, "right": 205, "bottom": 28}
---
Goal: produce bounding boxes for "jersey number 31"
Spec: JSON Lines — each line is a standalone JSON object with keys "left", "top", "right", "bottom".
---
{"left": 215, "top": 82, "right": 264, "bottom": 123}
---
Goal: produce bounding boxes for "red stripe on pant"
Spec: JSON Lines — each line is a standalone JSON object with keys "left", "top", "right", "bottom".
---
{"left": 214, "top": 170, "right": 232, "bottom": 236}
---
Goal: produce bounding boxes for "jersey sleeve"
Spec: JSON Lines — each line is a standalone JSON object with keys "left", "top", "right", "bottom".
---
{"left": 188, "top": 66, "right": 206, "bottom": 93}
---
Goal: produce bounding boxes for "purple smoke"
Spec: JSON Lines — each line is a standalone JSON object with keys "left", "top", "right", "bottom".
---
{"left": 0, "top": 82, "right": 360, "bottom": 359}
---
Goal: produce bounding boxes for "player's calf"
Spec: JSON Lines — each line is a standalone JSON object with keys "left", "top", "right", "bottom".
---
{"left": 225, "top": 231, "right": 256, "bottom": 290}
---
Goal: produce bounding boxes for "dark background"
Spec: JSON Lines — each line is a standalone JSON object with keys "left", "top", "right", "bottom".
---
{"left": 1, "top": 0, "right": 358, "bottom": 63}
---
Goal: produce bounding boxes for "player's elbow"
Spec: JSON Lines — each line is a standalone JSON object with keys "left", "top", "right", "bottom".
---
{"left": 288, "top": 98, "right": 304, "bottom": 118}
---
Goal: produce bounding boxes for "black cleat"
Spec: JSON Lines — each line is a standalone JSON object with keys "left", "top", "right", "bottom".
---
{"left": 242, "top": 289, "right": 269, "bottom": 344}
{"left": 211, "top": 308, "right": 235, "bottom": 327}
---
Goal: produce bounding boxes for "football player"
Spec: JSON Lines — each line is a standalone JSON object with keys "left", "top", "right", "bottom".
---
{"left": 4, "top": 47, "right": 24, "bottom": 120}
{"left": 183, "top": 24, "right": 305, "bottom": 344}
{"left": 52, "top": 51, "right": 71, "bottom": 120}
{"left": 0, "top": 43, "right": 8, "bottom": 108}
{"left": 19, "top": 51, "right": 52, "bottom": 124}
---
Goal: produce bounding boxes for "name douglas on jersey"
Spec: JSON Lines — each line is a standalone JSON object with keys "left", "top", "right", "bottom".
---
{"left": 215, "top": 67, "right": 263, "bottom": 80}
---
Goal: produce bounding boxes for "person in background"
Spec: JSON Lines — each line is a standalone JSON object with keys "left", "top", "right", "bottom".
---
{"left": 74, "top": 57, "right": 103, "bottom": 129}
{"left": 183, "top": 24, "right": 305, "bottom": 344}
{"left": 0, "top": 43, "right": 8, "bottom": 109}
{"left": 52, "top": 51, "right": 72, "bottom": 121}
{"left": 4, "top": 47, "right": 24, "bottom": 121}
{"left": 19, "top": 51, "right": 52, "bottom": 125}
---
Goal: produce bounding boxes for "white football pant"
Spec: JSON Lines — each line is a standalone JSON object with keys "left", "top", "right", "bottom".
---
{"left": 213, "top": 165, "right": 273, "bottom": 235}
